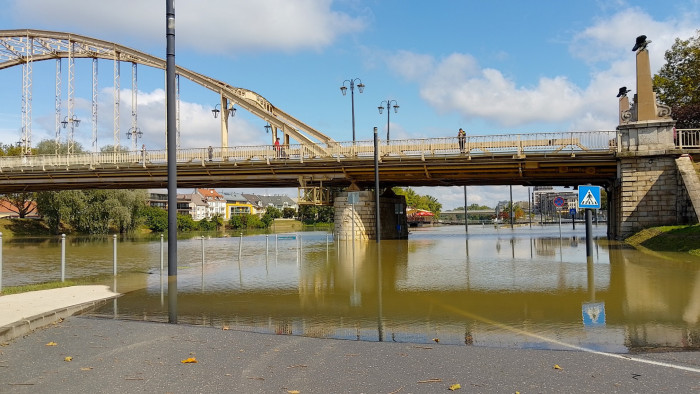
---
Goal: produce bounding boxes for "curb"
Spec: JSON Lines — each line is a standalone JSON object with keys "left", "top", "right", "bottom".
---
{"left": 0, "top": 296, "right": 118, "bottom": 343}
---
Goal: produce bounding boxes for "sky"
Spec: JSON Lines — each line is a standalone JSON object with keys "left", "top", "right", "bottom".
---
{"left": 0, "top": 0, "right": 698, "bottom": 210}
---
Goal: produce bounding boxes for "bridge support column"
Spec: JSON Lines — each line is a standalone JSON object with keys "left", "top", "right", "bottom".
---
{"left": 334, "top": 190, "right": 408, "bottom": 241}
{"left": 611, "top": 120, "right": 697, "bottom": 239}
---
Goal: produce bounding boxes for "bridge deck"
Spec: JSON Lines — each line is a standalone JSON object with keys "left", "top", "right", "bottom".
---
{"left": 0, "top": 133, "right": 623, "bottom": 192}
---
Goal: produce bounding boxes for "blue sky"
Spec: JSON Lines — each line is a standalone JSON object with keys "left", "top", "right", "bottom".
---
{"left": 1, "top": 0, "right": 698, "bottom": 209}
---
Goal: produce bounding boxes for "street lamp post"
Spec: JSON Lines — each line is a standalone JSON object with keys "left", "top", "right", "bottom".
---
{"left": 340, "top": 78, "right": 365, "bottom": 143}
{"left": 378, "top": 99, "right": 399, "bottom": 143}
{"left": 61, "top": 115, "right": 80, "bottom": 154}
{"left": 126, "top": 127, "right": 143, "bottom": 150}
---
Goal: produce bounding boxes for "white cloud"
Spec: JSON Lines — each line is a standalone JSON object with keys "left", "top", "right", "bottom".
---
{"left": 386, "top": 7, "right": 700, "bottom": 131}
{"left": 416, "top": 53, "right": 585, "bottom": 127}
{"left": 10, "top": 0, "right": 366, "bottom": 54}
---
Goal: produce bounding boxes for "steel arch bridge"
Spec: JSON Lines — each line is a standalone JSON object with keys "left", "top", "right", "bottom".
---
{"left": 0, "top": 29, "right": 332, "bottom": 155}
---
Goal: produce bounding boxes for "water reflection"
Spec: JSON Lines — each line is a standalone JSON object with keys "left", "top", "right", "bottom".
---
{"left": 4, "top": 227, "right": 700, "bottom": 352}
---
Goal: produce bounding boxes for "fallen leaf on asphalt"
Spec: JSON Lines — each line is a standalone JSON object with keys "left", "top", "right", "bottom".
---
{"left": 553, "top": 364, "right": 562, "bottom": 370}
{"left": 432, "top": 338, "right": 440, "bottom": 343}
{"left": 287, "top": 364, "right": 307, "bottom": 369}
{"left": 222, "top": 325, "right": 230, "bottom": 330}
{"left": 64, "top": 356, "right": 72, "bottom": 362}
{"left": 80, "top": 367, "right": 93, "bottom": 371}
{"left": 287, "top": 391, "right": 300, "bottom": 394}
{"left": 181, "top": 357, "right": 198, "bottom": 364}
{"left": 417, "top": 378, "right": 442, "bottom": 383}
{"left": 448, "top": 383, "right": 461, "bottom": 391}
{"left": 45, "top": 342, "right": 57, "bottom": 346}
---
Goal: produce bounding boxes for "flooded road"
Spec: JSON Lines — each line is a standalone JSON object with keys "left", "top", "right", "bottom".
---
{"left": 3, "top": 225, "right": 699, "bottom": 352}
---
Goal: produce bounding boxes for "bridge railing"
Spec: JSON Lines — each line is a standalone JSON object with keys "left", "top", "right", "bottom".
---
{"left": 677, "top": 129, "right": 700, "bottom": 149}
{"left": 0, "top": 131, "right": 619, "bottom": 170}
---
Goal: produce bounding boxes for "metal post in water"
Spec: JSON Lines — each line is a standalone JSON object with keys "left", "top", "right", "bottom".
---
{"left": 160, "top": 234, "right": 164, "bottom": 274}
{"left": 238, "top": 232, "right": 243, "bottom": 260}
{"left": 509, "top": 184, "right": 514, "bottom": 228}
{"left": 266, "top": 234, "right": 269, "bottom": 254}
{"left": 61, "top": 234, "right": 66, "bottom": 282}
{"left": 113, "top": 234, "right": 117, "bottom": 276}
{"left": 464, "top": 185, "right": 468, "bottom": 233}
{"left": 275, "top": 234, "right": 278, "bottom": 254}
{"left": 201, "top": 235, "right": 205, "bottom": 267}
{"left": 528, "top": 187, "right": 532, "bottom": 228}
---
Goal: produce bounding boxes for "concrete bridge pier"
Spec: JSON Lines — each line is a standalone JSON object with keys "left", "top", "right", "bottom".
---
{"left": 333, "top": 189, "right": 408, "bottom": 241}
{"left": 609, "top": 120, "right": 698, "bottom": 239}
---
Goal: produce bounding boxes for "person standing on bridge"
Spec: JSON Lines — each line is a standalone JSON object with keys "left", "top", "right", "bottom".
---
{"left": 274, "top": 137, "right": 281, "bottom": 158}
{"left": 458, "top": 128, "right": 466, "bottom": 153}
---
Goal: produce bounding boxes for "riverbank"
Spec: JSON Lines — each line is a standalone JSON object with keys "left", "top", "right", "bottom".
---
{"left": 625, "top": 224, "right": 700, "bottom": 256}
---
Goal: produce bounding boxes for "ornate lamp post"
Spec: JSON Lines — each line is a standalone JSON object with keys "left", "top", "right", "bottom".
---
{"left": 378, "top": 99, "right": 399, "bottom": 142}
{"left": 340, "top": 78, "right": 365, "bottom": 143}
{"left": 61, "top": 115, "right": 80, "bottom": 154}
{"left": 126, "top": 127, "right": 143, "bottom": 150}
{"left": 212, "top": 103, "right": 236, "bottom": 119}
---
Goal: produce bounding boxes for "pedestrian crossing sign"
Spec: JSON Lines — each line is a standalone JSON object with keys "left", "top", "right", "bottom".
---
{"left": 578, "top": 185, "right": 601, "bottom": 209}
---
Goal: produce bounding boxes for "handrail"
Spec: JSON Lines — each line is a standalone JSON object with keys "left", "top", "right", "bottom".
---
{"left": 676, "top": 129, "right": 700, "bottom": 149}
{"left": 0, "top": 131, "right": 619, "bottom": 171}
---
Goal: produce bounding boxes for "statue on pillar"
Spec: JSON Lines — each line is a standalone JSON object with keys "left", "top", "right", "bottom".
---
{"left": 620, "top": 35, "right": 672, "bottom": 124}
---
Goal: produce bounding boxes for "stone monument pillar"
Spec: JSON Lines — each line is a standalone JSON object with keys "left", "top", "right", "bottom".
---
{"left": 609, "top": 35, "right": 691, "bottom": 239}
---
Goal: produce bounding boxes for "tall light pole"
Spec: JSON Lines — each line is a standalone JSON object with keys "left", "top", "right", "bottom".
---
{"left": 126, "top": 127, "right": 143, "bottom": 150}
{"left": 340, "top": 78, "right": 364, "bottom": 143}
{"left": 378, "top": 99, "right": 399, "bottom": 142}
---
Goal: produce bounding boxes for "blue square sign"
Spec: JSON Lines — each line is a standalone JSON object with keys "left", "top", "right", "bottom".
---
{"left": 578, "top": 185, "right": 601, "bottom": 209}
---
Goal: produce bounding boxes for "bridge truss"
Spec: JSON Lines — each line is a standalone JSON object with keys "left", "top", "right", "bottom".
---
{"left": 0, "top": 29, "right": 333, "bottom": 155}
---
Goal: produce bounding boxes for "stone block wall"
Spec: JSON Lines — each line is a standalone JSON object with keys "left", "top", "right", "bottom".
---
{"left": 333, "top": 191, "right": 408, "bottom": 241}
{"left": 615, "top": 156, "right": 683, "bottom": 238}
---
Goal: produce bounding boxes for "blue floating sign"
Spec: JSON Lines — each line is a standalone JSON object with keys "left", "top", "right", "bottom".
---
{"left": 582, "top": 302, "right": 606, "bottom": 327}
{"left": 578, "top": 185, "right": 601, "bottom": 209}
{"left": 569, "top": 208, "right": 576, "bottom": 216}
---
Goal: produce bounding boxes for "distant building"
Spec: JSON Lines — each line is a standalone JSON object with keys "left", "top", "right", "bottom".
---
{"left": 176, "top": 193, "right": 208, "bottom": 220}
{"left": 195, "top": 188, "right": 226, "bottom": 218}
{"left": 147, "top": 189, "right": 298, "bottom": 220}
{"left": 222, "top": 191, "right": 254, "bottom": 219}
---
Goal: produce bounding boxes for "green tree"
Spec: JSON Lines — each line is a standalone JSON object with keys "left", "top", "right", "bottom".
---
{"left": 228, "top": 215, "right": 244, "bottom": 229}
{"left": 198, "top": 218, "right": 216, "bottom": 231}
{"left": 2, "top": 192, "right": 37, "bottom": 218}
{"left": 282, "top": 207, "right": 296, "bottom": 218}
{"left": 264, "top": 206, "right": 282, "bottom": 219}
{"left": 653, "top": 30, "right": 700, "bottom": 128}
{"left": 33, "top": 139, "right": 85, "bottom": 155}
{"left": 143, "top": 206, "right": 168, "bottom": 232}
{"left": 0, "top": 143, "right": 22, "bottom": 156}
{"left": 393, "top": 187, "right": 442, "bottom": 215}
{"left": 177, "top": 214, "right": 197, "bottom": 231}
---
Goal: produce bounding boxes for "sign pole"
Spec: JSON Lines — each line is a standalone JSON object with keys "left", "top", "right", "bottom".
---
{"left": 578, "top": 185, "right": 601, "bottom": 258}
{"left": 585, "top": 208, "right": 593, "bottom": 257}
